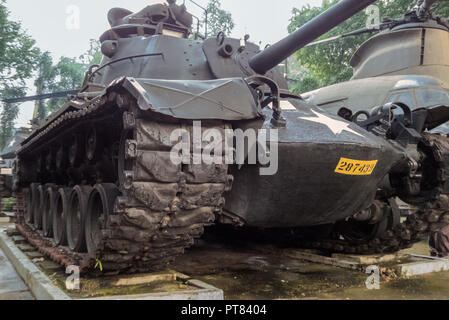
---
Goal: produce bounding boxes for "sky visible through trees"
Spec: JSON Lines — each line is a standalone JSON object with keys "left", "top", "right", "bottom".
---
{"left": 2, "top": 0, "right": 448, "bottom": 148}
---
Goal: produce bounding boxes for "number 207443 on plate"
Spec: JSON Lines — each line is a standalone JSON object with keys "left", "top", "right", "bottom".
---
{"left": 335, "top": 158, "right": 378, "bottom": 176}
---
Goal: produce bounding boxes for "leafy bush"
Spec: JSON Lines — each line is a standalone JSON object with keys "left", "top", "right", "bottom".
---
{"left": 2, "top": 197, "right": 15, "bottom": 212}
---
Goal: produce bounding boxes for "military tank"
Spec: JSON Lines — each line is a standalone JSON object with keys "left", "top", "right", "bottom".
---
{"left": 302, "top": 0, "right": 449, "bottom": 126}
{"left": 0, "top": 128, "right": 31, "bottom": 199}
{"left": 14, "top": 0, "right": 449, "bottom": 274}
{"left": 296, "top": 0, "right": 449, "bottom": 254}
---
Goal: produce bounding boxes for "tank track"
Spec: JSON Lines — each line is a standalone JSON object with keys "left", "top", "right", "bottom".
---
{"left": 301, "top": 133, "right": 449, "bottom": 255}
{"left": 15, "top": 92, "right": 233, "bottom": 273}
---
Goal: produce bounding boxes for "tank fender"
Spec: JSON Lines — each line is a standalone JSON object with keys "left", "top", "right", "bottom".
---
{"left": 106, "top": 76, "right": 264, "bottom": 121}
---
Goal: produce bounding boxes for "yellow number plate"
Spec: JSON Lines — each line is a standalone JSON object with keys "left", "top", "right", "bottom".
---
{"left": 335, "top": 158, "right": 378, "bottom": 176}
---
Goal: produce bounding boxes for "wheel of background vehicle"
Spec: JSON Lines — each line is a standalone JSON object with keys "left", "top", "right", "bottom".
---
{"left": 85, "top": 184, "right": 120, "bottom": 256}
{"left": 25, "top": 184, "right": 38, "bottom": 224}
{"left": 33, "top": 185, "right": 46, "bottom": 230}
{"left": 52, "top": 188, "right": 71, "bottom": 246}
{"left": 394, "top": 133, "right": 449, "bottom": 205}
{"left": 337, "top": 218, "right": 388, "bottom": 243}
{"left": 42, "top": 185, "right": 58, "bottom": 238}
{"left": 67, "top": 185, "right": 92, "bottom": 252}
{"left": 336, "top": 200, "right": 400, "bottom": 243}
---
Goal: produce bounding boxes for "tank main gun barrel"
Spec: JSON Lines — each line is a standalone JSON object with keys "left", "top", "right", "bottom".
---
{"left": 249, "top": 0, "right": 378, "bottom": 75}
{"left": 417, "top": 0, "right": 436, "bottom": 18}
{"left": 417, "top": 0, "right": 449, "bottom": 19}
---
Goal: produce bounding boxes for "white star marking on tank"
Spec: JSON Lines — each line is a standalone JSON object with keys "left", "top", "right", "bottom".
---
{"left": 299, "top": 110, "right": 364, "bottom": 137}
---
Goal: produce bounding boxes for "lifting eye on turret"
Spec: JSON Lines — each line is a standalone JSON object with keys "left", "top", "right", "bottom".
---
{"left": 101, "top": 40, "right": 119, "bottom": 58}
{"left": 216, "top": 32, "right": 235, "bottom": 58}
{"left": 217, "top": 43, "right": 235, "bottom": 58}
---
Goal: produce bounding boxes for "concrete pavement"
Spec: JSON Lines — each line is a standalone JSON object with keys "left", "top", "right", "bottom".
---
{"left": 0, "top": 246, "right": 34, "bottom": 300}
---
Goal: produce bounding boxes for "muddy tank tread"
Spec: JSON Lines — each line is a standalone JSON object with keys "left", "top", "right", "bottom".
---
{"left": 94, "top": 117, "right": 233, "bottom": 272}
{"left": 301, "top": 196, "right": 449, "bottom": 254}
{"left": 14, "top": 92, "right": 233, "bottom": 273}
{"left": 302, "top": 133, "right": 449, "bottom": 255}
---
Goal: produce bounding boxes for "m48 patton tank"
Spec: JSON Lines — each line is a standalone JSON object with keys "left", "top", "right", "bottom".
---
{"left": 14, "top": 0, "right": 449, "bottom": 274}
{"left": 0, "top": 128, "right": 31, "bottom": 199}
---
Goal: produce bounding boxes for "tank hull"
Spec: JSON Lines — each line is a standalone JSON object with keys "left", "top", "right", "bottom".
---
{"left": 225, "top": 107, "right": 401, "bottom": 228}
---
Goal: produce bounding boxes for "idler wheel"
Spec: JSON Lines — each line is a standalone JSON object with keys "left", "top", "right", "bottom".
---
{"left": 33, "top": 185, "right": 46, "bottom": 230}
{"left": 52, "top": 188, "right": 71, "bottom": 246}
{"left": 67, "top": 185, "right": 93, "bottom": 252}
{"left": 42, "top": 185, "right": 58, "bottom": 238}
{"left": 85, "top": 184, "right": 120, "bottom": 256}
{"left": 25, "top": 183, "right": 39, "bottom": 223}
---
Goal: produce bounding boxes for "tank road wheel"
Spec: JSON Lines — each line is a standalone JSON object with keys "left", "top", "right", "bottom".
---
{"left": 13, "top": 97, "right": 232, "bottom": 273}
{"left": 67, "top": 185, "right": 93, "bottom": 252}
{"left": 25, "top": 183, "right": 39, "bottom": 224}
{"left": 42, "top": 185, "right": 58, "bottom": 237}
{"left": 53, "top": 188, "right": 71, "bottom": 246}
{"left": 85, "top": 184, "right": 120, "bottom": 256}
{"left": 33, "top": 185, "right": 46, "bottom": 230}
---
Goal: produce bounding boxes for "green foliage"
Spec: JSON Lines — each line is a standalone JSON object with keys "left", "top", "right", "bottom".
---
{"left": 0, "top": 86, "right": 25, "bottom": 148}
{"left": 204, "top": 0, "right": 235, "bottom": 37}
{"left": 288, "top": 0, "right": 449, "bottom": 94}
{"left": 79, "top": 39, "right": 103, "bottom": 66}
{"left": 34, "top": 52, "right": 57, "bottom": 119}
{"left": 94, "top": 259, "right": 103, "bottom": 272}
{"left": 2, "top": 197, "right": 15, "bottom": 212}
{"left": 0, "top": 0, "right": 40, "bottom": 148}
{"left": 0, "top": 0, "right": 40, "bottom": 86}
{"left": 289, "top": 74, "right": 321, "bottom": 95}
{"left": 35, "top": 40, "right": 102, "bottom": 117}
{"left": 0, "top": 1, "right": 101, "bottom": 148}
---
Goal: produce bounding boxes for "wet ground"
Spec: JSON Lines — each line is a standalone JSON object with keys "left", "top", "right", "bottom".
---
{"left": 0, "top": 222, "right": 34, "bottom": 300}
{"left": 171, "top": 236, "right": 449, "bottom": 300}
{"left": 0, "top": 221, "right": 33, "bottom": 300}
{"left": 2, "top": 220, "right": 449, "bottom": 300}
{"left": 0, "top": 248, "right": 34, "bottom": 300}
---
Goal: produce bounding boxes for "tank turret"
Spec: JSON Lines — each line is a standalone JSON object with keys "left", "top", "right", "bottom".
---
{"left": 302, "top": 0, "right": 449, "bottom": 120}
{"left": 342, "top": 0, "right": 449, "bottom": 85}
{"left": 87, "top": 0, "right": 377, "bottom": 93}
